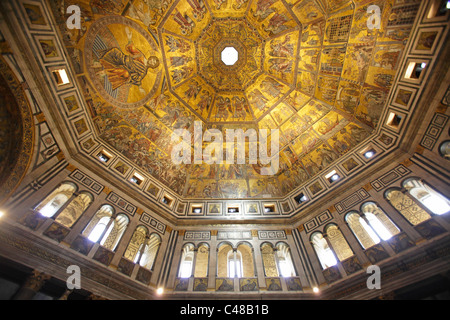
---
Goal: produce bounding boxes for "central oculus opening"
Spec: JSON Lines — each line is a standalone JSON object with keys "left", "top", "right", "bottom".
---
{"left": 221, "top": 47, "right": 239, "bottom": 66}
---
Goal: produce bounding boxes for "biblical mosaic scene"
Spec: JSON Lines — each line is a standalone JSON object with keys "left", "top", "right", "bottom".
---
{"left": 48, "top": 0, "right": 418, "bottom": 200}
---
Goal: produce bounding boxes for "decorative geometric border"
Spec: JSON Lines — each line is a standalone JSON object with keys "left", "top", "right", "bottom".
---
{"left": 183, "top": 231, "right": 211, "bottom": 241}
{"left": 140, "top": 212, "right": 166, "bottom": 235}
{"left": 106, "top": 192, "right": 136, "bottom": 216}
{"left": 304, "top": 210, "right": 333, "bottom": 233}
{"left": 69, "top": 169, "right": 104, "bottom": 194}
{"left": 420, "top": 112, "right": 449, "bottom": 150}
{"left": 334, "top": 188, "right": 370, "bottom": 214}
{"left": 370, "top": 164, "right": 411, "bottom": 192}
{"left": 258, "top": 230, "right": 286, "bottom": 240}
{"left": 217, "top": 230, "right": 252, "bottom": 240}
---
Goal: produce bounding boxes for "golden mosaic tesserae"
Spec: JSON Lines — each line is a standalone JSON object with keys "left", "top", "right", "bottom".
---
{"left": 0, "top": 0, "right": 449, "bottom": 301}
{"left": 48, "top": 0, "right": 419, "bottom": 201}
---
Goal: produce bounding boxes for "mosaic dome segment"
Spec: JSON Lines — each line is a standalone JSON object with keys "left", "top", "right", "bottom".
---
{"left": 48, "top": 0, "right": 417, "bottom": 200}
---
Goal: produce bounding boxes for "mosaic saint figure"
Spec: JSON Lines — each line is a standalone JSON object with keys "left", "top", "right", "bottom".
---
{"left": 252, "top": 0, "right": 277, "bottom": 21}
{"left": 184, "top": 80, "right": 202, "bottom": 100}
{"left": 213, "top": 0, "right": 227, "bottom": 10}
{"left": 233, "top": 0, "right": 249, "bottom": 10}
{"left": 197, "top": 90, "right": 212, "bottom": 112}
{"left": 187, "top": 0, "right": 207, "bottom": 21}
{"left": 171, "top": 66, "right": 193, "bottom": 83}
{"left": 269, "top": 35, "right": 294, "bottom": 57}
{"left": 99, "top": 28, "right": 159, "bottom": 90}
{"left": 165, "top": 35, "right": 191, "bottom": 53}
{"left": 215, "top": 96, "right": 231, "bottom": 120}
{"left": 233, "top": 96, "right": 250, "bottom": 119}
{"left": 261, "top": 77, "right": 283, "bottom": 98}
{"left": 173, "top": 9, "right": 195, "bottom": 35}
{"left": 269, "top": 58, "right": 293, "bottom": 74}
{"left": 170, "top": 55, "right": 193, "bottom": 67}
{"left": 263, "top": 12, "right": 289, "bottom": 35}
{"left": 248, "top": 89, "right": 268, "bottom": 111}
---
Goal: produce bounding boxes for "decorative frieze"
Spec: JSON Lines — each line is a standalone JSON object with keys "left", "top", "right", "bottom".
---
{"left": 257, "top": 230, "right": 287, "bottom": 240}
{"left": 183, "top": 231, "right": 211, "bottom": 241}
{"left": 69, "top": 169, "right": 104, "bottom": 194}
{"left": 139, "top": 212, "right": 166, "bottom": 235}
{"left": 217, "top": 230, "right": 252, "bottom": 240}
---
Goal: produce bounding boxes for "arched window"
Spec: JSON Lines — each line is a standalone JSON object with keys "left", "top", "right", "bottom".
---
{"left": 276, "top": 242, "right": 296, "bottom": 277}
{"left": 179, "top": 244, "right": 194, "bottom": 278}
{"left": 55, "top": 191, "right": 94, "bottom": 228}
{"left": 227, "top": 250, "right": 242, "bottom": 278}
{"left": 139, "top": 233, "right": 161, "bottom": 270}
{"left": 82, "top": 205, "right": 114, "bottom": 243}
{"left": 35, "top": 182, "right": 76, "bottom": 218}
{"left": 237, "top": 243, "right": 255, "bottom": 277}
{"left": 88, "top": 216, "right": 111, "bottom": 243}
{"left": 403, "top": 178, "right": 450, "bottom": 215}
{"left": 102, "top": 214, "right": 129, "bottom": 251}
{"left": 217, "top": 243, "right": 233, "bottom": 278}
{"left": 325, "top": 224, "right": 353, "bottom": 261}
{"left": 361, "top": 202, "right": 400, "bottom": 240}
{"left": 261, "top": 243, "right": 278, "bottom": 277}
{"left": 386, "top": 188, "right": 431, "bottom": 225}
{"left": 123, "top": 225, "right": 148, "bottom": 263}
{"left": 195, "top": 243, "right": 209, "bottom": 278}
{"left": 311, "top": 232, "right": 337, "bottom": 269}
{"left": 345, "top": 211, "right": 380, "bottom": 249}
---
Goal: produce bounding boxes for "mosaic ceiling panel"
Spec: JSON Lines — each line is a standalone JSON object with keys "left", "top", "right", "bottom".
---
{"left": 48, "top": 0, "right": 417, "bottom": 200}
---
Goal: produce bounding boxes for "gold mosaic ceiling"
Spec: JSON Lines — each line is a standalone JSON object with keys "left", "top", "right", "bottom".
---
{"left": 49, "top": 0, "right": 414, "bottom": 200}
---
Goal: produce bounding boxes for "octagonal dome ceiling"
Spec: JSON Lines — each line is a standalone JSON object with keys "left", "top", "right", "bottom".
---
{"left": 49, "top": 0, "right": 414, "bottom": 201}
